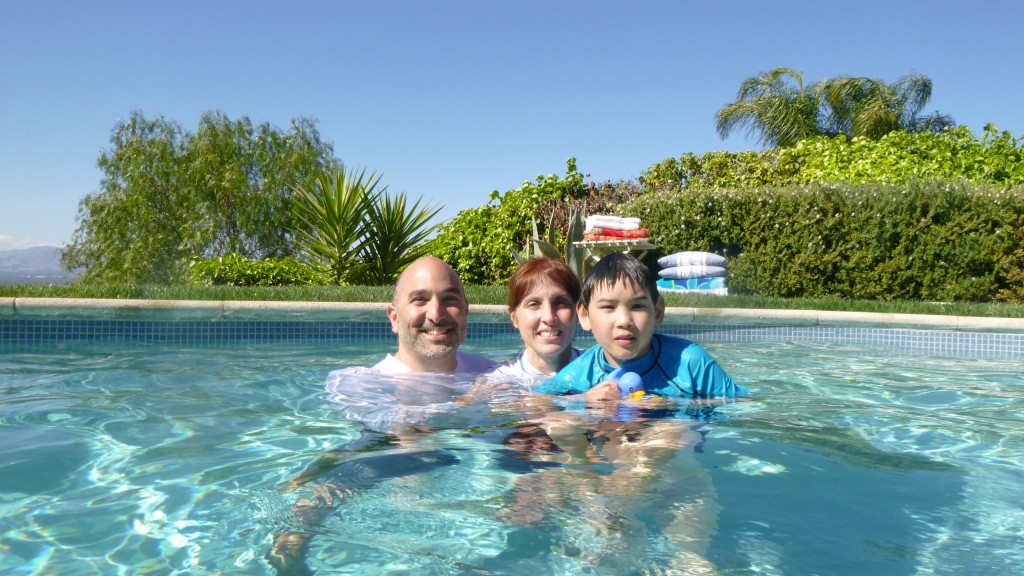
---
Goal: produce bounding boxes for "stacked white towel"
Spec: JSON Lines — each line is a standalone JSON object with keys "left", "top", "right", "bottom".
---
{"left": 657, "top": 251, "right": 729, "bottom": 296}
{"left": 584, "top": 215, "right": 642, "bottom": 231}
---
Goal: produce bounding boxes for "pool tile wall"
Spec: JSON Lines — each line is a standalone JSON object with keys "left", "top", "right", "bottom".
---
{"left": 3, "top": 317, "right": 1024, "bottom": 360}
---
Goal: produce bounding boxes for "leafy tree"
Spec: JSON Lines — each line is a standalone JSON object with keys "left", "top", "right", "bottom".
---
{"left": 781, "top": 125, "right": 1024, "bottom": 186}
{"left": 715, "top": 68, "right": 954, "bottom": 148}
{"left": 640, "top": 150, "right": 795, "bottom": 193}
{"left": 188, "top": 113, "right": 338, "bottom": 258}
{"left": 62, "top": 111, "right": 337, "bottom": 284}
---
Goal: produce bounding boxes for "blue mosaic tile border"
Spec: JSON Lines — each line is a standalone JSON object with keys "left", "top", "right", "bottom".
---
{"left": 0, "top": 319, "right": 399, "bottom": 344}
{"left": 3, "top": 318, "right": 1024, "bottom": 359}
{"left": 656, "top": 324, "right": 1024, "bottom": 359}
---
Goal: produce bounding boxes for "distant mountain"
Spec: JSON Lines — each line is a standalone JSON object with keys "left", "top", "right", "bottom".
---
{"left": 0, "top": 246, "right": 77, "bottom": 285}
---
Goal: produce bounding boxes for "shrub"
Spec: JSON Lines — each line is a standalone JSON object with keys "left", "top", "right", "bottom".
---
{"left": 189, "top": 253, "right": 324, "bottom": 286}
{"left": 640, "top": 149, "right": 796, "bottom": 193}
{"left": 782, "top": 125, "right": 1024, "bottom": 186}
{"left": 536, "top": 179, "right": 646, "bottom": 232}
{"left": 429, "top": 158, "right": 588, "bottom": 284}
{"left": 639, "top": 125, "right": 1024, "bottom": 194}
{"left": 624, "top": 179, "right": 1024, "bottom": 302}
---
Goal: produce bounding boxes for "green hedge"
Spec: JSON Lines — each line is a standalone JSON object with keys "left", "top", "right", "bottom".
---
{"left": 419, "top": 127, "right": 1024, "bottom": 300}
{"left": 625, "top": 179, "right": 1024, "bottom": 302}
{"left": 189, "top": 253, "right": 324, "bottom": 286}
{"left": 640, "top": 149, "right": 792, "bottom": 192}
{"left": 640, "top": 125, "right": 1024, "bottom": 193}
{"left": 783, "top": 125, "right": 1024, "bottom": 186}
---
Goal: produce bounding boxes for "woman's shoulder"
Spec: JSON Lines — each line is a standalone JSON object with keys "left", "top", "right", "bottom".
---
{"left": 491, "top": 355, "right": 526, "bottom": 377}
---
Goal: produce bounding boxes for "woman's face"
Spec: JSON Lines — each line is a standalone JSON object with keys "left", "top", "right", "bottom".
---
{"left": 511, "top": 282, "right": 578, "bottom": 374}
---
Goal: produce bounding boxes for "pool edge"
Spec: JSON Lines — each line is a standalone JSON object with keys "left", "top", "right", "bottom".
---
{"left": 4, "top": 297, "right": 1024, "bottom": 332}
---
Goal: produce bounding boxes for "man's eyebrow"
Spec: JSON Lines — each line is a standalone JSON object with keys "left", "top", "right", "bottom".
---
{"left": 405, "top": 288, "right": 430, "bottom": 299}
{"left": 406, "top": 287, "right": 464, "bottom": 299}
{"left": 442, "top": 287, "right": 467, "bottom": 299}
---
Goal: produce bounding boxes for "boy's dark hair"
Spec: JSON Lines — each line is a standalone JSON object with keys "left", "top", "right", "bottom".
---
{"left": 580, "top": 252, "right": 660, "bottom": 307}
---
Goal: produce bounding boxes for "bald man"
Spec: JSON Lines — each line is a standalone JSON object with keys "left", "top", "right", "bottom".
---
{"left": 270, "top": 258, "right": 497, "bottom": 575}
{"left": 378, "top": 255, "right": 495, "bottom": 373}
{"left": 332, "top": 256, "right": 496, "bottom": 375}
{"left": 324, "top": 256, "right": 495, "bottom": 427}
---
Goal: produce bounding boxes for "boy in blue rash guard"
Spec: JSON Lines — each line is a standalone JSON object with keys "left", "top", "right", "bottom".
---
{"left": 527, "top": 254, "right": 730, "bottom": 572}
{"left": 536, "top": 252, "right": 750, "bottom": 400}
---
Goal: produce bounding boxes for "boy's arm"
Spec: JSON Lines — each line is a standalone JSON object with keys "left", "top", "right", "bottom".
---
{"left": 533, "top": 348, "right": 599, "bottom": 395}
{"left": 672, "top": 342, "right": 751, "bottom": 398}
{"left": 581, "top": 380, "right": 621, "bottom": 402}
{"left": 533, "top": 372, "right": 590, "bottom": 395}
{"left": 532, "top": 346, "right": 628, "bottom": 402}
{"left": 526, "top": 380, "right": 619, "bottom": 406}
{"left": 695, "top": 357, "right": 751, "bottom": 398}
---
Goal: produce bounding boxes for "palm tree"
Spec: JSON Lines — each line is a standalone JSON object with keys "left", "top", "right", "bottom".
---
{"left": 714, "top": 67, "right": 826, "bottom": 148}
{"left": 716, "top": 69, "right": 955, "bottom": 148}
{"left": 291, "top": 166, "right": 444, "bottom": 285}
{"left": 356, "top": 191, "right": 443, "bottom": 285}
{"left": 291, "top": 166, "right": 383, "bottom": 284}
{"left": 820, "top": 73, "right": 955, "bottom": 140}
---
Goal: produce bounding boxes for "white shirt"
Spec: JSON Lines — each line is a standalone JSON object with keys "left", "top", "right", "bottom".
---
{"left": 488, "top": 348, "right": 582, "bottom": 390}
{"left": 368, "top": 352, "right": 497, "bottom": 374}
{"left": 323, "top": 351, "right": 496, "bottom": 431}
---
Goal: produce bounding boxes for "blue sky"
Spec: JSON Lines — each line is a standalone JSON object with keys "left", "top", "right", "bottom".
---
{"left": 2, "top": 0, "right": 1022, "bottom": 250}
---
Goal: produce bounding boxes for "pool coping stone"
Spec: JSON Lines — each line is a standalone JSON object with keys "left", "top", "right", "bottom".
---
{"left": 3, "top": 297, "right": 1023, "bottom": 332}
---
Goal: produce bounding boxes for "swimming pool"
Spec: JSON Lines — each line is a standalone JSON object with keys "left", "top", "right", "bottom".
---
{"left": 2, "top": 303, "right": 1023, "bottom": 575}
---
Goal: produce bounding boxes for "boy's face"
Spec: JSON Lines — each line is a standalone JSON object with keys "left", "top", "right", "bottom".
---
{"left": 578, "top": 279, "right": 665, "bottom": 367}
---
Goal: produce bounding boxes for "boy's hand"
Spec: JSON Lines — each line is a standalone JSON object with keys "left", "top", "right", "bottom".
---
{"left": 583, "top": 380, "right": 621, "bottom": 403}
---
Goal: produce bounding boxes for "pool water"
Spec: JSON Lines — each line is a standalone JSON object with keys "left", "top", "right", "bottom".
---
{"left": 1, "top": 335, "right": 1022, "bottom": 575}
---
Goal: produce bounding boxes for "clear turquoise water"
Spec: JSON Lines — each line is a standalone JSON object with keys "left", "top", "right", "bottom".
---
{"left": 1, "top": 336, "right": 1023, "bottom": 575}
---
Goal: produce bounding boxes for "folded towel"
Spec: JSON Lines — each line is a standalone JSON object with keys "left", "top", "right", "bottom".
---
{"left": 583, "top": 234, "right": 624, "bottom": 242}
{"left": 658, "top": 251, "right": 727, "bottom": 268}
{"left": 657, "top": 277, "right": 727, "bottom": 290}
{"left": 584, "top": 227, "right": 649, "bottom": 238}
{"left": 585, "top": 215, "right": 641, "bottom": 231}
{"left": 583, "top": 233, "right": 650, "bottom": 242}
{"left": 659, "top": 265, "right": 727, "bottom": 279}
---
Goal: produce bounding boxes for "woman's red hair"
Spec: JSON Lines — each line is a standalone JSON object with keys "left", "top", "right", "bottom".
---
{"left": 507, "top": 257, "right": 581, "bottom": 312}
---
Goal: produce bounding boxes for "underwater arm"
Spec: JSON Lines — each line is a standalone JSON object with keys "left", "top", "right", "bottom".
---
{"left": 266, "top": 481, "right": 352, "bottom": 576}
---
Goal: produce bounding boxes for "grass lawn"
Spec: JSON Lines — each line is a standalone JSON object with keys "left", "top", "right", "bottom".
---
{"left": 2, "top": 284, "right": 1022, "bottom": 318}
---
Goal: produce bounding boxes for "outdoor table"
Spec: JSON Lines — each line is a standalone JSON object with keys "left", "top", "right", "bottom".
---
{"left": 574, "top": 240, "right": 657, "bottom": 264}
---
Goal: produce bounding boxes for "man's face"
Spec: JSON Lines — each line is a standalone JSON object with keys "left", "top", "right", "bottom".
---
{"left": 578, "top": 279, "right": 664, "bottom": 367}
{"left": 387, "top": 260, "right": 469, "bottom": 369}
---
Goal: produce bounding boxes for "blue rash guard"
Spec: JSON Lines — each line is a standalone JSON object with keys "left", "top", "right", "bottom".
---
{"left": 535, "top": 334, "right": 751, "bottom": 398}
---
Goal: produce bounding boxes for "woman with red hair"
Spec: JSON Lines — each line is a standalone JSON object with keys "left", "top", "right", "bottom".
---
{"left": 491, "top": 257, "right": 583, "bottom": 385}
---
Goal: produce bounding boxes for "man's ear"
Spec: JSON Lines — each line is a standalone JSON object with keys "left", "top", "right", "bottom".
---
{"left": 577, "top": 302, "right": 592, "bottom": 331}
{"left": 386, "top": 303, "right": 400, "bottom": 334}
{"left": 655, "top": 295, "right": 666, "bottom": 325}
